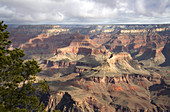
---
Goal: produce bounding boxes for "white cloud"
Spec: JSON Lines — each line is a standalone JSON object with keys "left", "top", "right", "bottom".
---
{"left": 0, "top": 0, "right": 170, "bottom": 24}
{"left": 135, "top": 0, "right": 148, "bottom": 15}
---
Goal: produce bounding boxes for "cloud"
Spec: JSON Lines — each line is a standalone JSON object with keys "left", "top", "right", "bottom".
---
{"left": 0, "top": 0, "right": 169, "bottom": 24}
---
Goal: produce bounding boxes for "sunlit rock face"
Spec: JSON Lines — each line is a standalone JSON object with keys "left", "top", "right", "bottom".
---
{"left": 8, "top": 24, "right": 170, "bottom": 112}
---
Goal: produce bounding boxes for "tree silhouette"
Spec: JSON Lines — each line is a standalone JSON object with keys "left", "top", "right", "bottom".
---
{"left": 0, "top": 21, "right": 48, "bottom": 112}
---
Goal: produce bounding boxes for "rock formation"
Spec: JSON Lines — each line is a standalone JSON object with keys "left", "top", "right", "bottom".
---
{"left": 8, "top": 24, "right": 170, "bottom": 112}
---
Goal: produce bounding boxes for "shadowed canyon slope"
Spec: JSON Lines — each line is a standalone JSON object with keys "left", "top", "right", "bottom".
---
{"left": 8, "top": 24, "right": 170, "bottom": 112}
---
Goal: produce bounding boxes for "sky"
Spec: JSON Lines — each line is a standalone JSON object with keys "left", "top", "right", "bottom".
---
{"left": 0, "top": 0, "right": 170, "bottom": 24}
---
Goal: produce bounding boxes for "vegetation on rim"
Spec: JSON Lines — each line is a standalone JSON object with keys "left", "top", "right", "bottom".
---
{"left": 0, "top": 21, "right": 49, "bottom": 112}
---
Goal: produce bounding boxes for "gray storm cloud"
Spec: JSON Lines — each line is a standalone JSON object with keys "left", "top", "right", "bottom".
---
{"left": 0, "top": 0, "right": 170, "bottom": 24}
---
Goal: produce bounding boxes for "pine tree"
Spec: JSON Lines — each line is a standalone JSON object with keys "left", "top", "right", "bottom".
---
{"left": 0, "top": 21, "right": 48, "bottom": 112}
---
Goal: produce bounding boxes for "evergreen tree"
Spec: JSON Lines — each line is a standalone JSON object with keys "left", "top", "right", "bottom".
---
{"left": 0, "top": 21, "right": 48, "bottom": 112}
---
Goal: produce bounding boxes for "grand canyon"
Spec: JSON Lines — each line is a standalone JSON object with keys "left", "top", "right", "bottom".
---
{"left": 8, "top": 24, "right": 170, "bottom": 112}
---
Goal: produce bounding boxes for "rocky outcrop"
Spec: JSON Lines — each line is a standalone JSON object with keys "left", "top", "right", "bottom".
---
{"left": 57, "top": 47, "right": 108, "bottom": 55}
{"left": 45, "top": 73, "right": 169, "bottom": 112}
{"left": 107, "top": 52, "right": 132, "bottom": 64}
{"left": 134, "top": 41, "right": 166, "bottom": 66}
{"left": 44, "top": 60, "right": 76, "bottom": 68}
{"left": 120, "top": 28, "right": 166, "bottom": 34}
{"left": 56, "top": 33, "right": 109, "bottom": 55}
{"left": 103, "top": 34, "right": 148, "bottom": 52}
